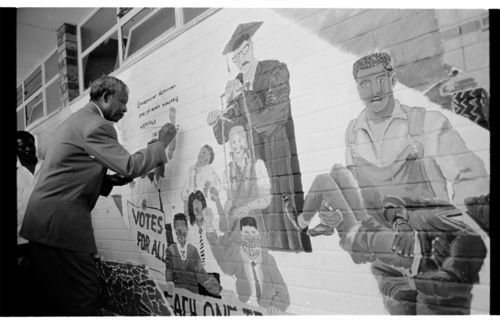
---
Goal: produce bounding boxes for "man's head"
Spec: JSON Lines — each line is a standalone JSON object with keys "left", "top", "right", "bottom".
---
{"left": 352, "top": 52, "right": 397, "bottom": 117}
{"left": 228, "top": 125, "right": 248, "bottom": 159}
{"left": 173, "top": 213, "right": 189, "bottom": 247}
{"left": 223, "top": 22, "right": 263, "bottom": 75}
{"left": 17, "top": 130, "right": 37, "bottom": 166}
{"left": 89, "top": 76, "right": 129, "bottom": 122}
{"left": 240, "top": 216, "right": 261, "bottom": 259}
{"left": 231, "top": 35, "right": 256, "bottom": 75}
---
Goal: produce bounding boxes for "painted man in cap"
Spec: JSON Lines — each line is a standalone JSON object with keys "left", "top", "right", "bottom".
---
{"left": 344, "top": 52, "right": 488, "bottom": 314}
{"left": 207, "top": 22, "right": 310, "bottom": 251}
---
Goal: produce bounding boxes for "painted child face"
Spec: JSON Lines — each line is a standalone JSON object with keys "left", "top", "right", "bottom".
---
{"left": 355, "top": 63, "right": 396, "bottom": 116}
{"left": 229, "top": 130, "right": 247, "bottom": 159}
{"left": 197, "top": 147, "right": 211, "bottom": 166}
{"left": 174, "top": 220, "right": 188, "bottom": 247}
{"left": 193, "top": 199, "right": 204, "bottom": 218}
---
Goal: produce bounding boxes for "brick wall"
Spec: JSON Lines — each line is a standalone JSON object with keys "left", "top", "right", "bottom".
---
{"left": 30, "top": 8, "right": 490, "bottom": 315}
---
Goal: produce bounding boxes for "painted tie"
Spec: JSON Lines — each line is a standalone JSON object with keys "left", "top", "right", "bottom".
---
{"left": 251, "top": 261, "right": 262, "bottom": 304}
{"left": 199, "top": 229, "right": 205, "bottom": 265}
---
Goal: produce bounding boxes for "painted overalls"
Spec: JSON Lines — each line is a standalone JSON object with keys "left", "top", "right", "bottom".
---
{"left": 346, "top": 105, "right": 486, "bottom": 315}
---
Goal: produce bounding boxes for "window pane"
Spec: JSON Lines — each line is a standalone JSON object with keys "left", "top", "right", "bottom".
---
{"left": 25, "top": 93, "right": 44, "bottom": 125}
{"left": 80, "top": 8, "right": 117, "bottom": 53}
{"left": 46, "top": 79, "right": 62, "bottom": 115}
{"left": 182, "top": 8, "right": 209, "bottom": 24}
{"left": 121, "top": 8, "right": 155, "bottom": 58}
{"left": 17, "top": 85, "right": 23, "bottom": 107}
{"left": 44, "top": 50, "right": 59, "bottom": 82}
{"left": 17, "top": 109, "right": 24, "bottom": 130}
{"left": 126, "top": 8, "right": 176, "bottom": 58}
{"left": 24, "top": 66, "right": 42, "bottom": 99}
{"left": 82, "top": 32, "right": 120, "bottom": 90}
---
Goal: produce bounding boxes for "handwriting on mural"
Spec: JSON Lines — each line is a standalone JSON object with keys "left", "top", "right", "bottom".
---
{"left": 164, "top": 291, "right": 263, "bottom": 316}
{"left": 136, "top": 85, "right": 178, "bottom": 134}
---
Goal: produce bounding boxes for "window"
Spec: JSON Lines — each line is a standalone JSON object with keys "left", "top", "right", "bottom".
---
{"left": 24, "top": 66, "right": 42, "bottom": 99}
{"left": 25, "top": 93, "right": 44, "bottom": 125}
{"left": 17, "top": 85, "right": 23, "bottom": 108}
{"left": 82, "top": 32, "right": 120, "bottom": 90}
{"left": 80, "top": 8, "right": 117, "bottom": 53}
{"left": 45, "top": 80, "right": 62, "bottom": 115}
{"left": 44, "top": 50, "right": 59, "bottom": 82}
{"left": 125, "top": 8, "right": 176, "bottom": 59}
{"left": 17, "top": 109, "right": 25, "bottom": 130}
{"left": 182, "top": 8, "right": 209, "bottom": 24}
{"left": 120, "top": 8, "right": 155, "bottom": 57}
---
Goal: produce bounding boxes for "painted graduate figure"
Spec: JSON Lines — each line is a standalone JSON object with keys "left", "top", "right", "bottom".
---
{"left": 207, "top": 22, "right": 310, "bottom": 251}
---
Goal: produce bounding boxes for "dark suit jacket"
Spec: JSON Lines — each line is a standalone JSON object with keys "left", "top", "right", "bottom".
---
{"left": 207, "top": 232, "right": 290, "bottom": 311}
{"left": 20, "top": 102, "right": 167, "bottom": 253}
{"left": 165, "top": 243, "right": 205, "bottom": 294}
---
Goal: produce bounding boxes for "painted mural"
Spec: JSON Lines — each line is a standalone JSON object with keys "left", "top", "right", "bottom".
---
{"left": 207, "top": 22, "right": 311, "bottom": 252}
{"left": 84, "top": 9, "right": 490, "bottom": 315}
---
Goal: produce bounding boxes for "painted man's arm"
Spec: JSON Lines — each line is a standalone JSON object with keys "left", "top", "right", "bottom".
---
{"left": 426, "top": 111, "right": 489, "bottom": 206}
{"left": 252, "top": 63, "right": 291, "bottom": 137}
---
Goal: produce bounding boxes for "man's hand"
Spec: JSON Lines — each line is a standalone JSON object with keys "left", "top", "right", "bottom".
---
{"left": 203, "top": 181, "right": 211, "bottom": 197}
{"left": 207, "top": 110, "right": 222, "bottom": 127}
{"left": 318, "top": 200, "right": 343, "bottom": 229}
{"left": 201, "top": 276, "right": 222, "bottom": 296}
{"left": 234, "top": 205, "right": 250, "bottom": 219}
{"left": 106, "top": 173, "right": 133, "bottom": 186}
{"left": 392, "top": 220, "right": 415, "bottom": 258}
{"left": 282, "top": 195, "right": 302, "bottom": 231}
{"left": 158, "top": 122, "right": 177, "bottom": 148}
{"left": 430, "top": 236, "right": 450, "bottom": 267}
{"left": 224, "top": 79, "right": 243, "bottom": 103}
{"left": 209, "top": 187, "right": 220, "bottom": 202}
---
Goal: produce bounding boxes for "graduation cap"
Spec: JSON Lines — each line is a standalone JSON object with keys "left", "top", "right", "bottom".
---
{"left": 222, "top": 21, "right": 264, "bottom": 55}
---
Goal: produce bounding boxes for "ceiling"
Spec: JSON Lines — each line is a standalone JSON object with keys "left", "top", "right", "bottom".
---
{"left": 17, "top": 8, "right": 94, "bottom": 85}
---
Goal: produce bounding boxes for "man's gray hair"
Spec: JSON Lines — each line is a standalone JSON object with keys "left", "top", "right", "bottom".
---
{"left": 89, "top": 76, "right": 128, "bottom": 101}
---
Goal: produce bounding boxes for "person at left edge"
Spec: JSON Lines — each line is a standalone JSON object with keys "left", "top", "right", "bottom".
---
{"left": 20, "top": 75, "right": 177, "bottom": 316}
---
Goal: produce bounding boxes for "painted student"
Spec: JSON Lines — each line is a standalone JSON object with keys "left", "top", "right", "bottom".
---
{"left": 206, "top": 215, "right": 290, "bottom": 314}
{"left": 165, "top": 213, "right": 222, "bottom": 296}
{"left": 207, "top": 21, "right": 310, "bottom": 251}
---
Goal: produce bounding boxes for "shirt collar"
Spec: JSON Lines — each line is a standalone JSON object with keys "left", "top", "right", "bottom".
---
{"left": 90, "top": 101, "right": 104, "bottom": 118}
{"left": 353, "top": 100, "right": 408, "bottom": 133}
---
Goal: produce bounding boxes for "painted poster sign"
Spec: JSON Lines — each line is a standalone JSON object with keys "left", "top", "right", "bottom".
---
{"left": 127, "top": 201, "right": 170, "bottom": 269}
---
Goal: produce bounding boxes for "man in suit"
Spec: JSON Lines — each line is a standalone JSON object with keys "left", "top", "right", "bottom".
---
{"left": 165, "top": 213, "right": 222, "bottom": 297}
{"left": 20, "top": 75, "right": 177, "bottom": 316}
{"left": 207, "top": 215, "right": 290, "bottom": 314}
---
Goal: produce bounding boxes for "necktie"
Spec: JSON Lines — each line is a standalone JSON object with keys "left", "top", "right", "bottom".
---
{"left": 251, "top": 261, "right": 262, "bottom": 303}
{"left": 199, "top": 229, "right": 205, "bottom": 265}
